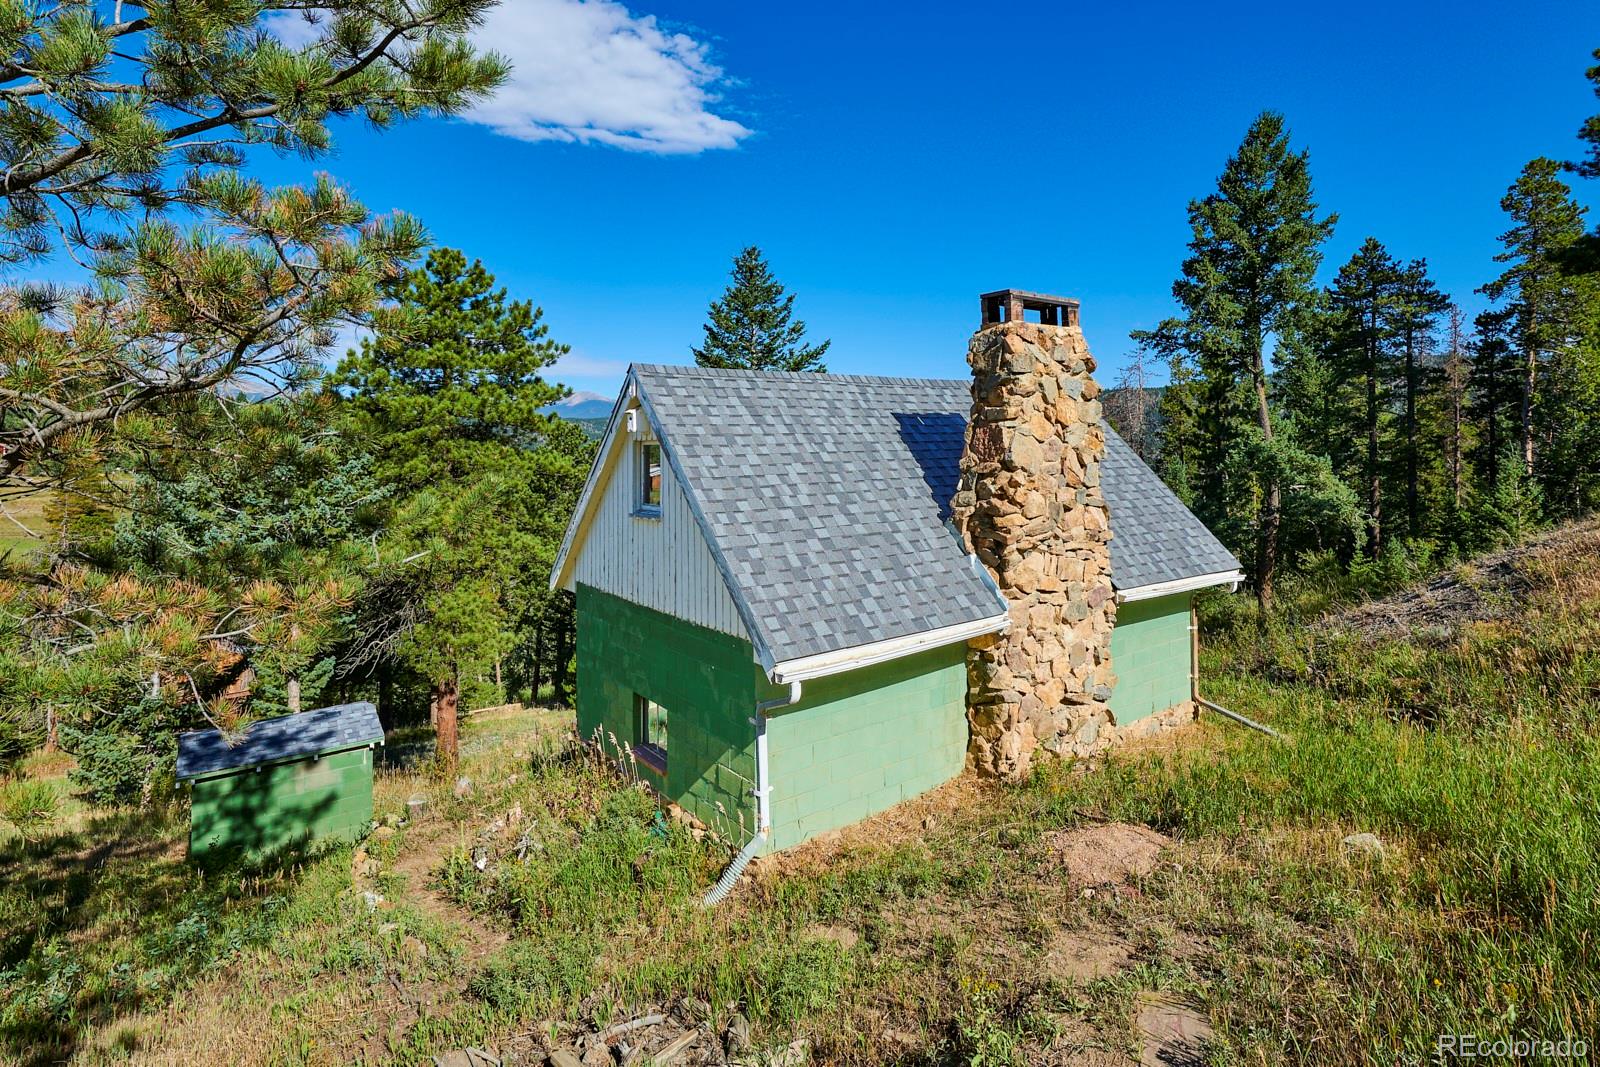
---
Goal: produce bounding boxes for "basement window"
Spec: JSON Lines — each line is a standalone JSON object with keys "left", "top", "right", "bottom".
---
{"left": 636, "top": 441, "right": 662, "bottom": 517}
{"left": 633, "top": 694, "right": 668, "bottom": 773}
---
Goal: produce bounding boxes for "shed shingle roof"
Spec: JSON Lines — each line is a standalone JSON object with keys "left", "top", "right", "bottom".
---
{"left": 176, "top": 701, "right": 383, "bottom": 780}
{"left": 628, "top": 365, "right": 1240, "bottom": 670}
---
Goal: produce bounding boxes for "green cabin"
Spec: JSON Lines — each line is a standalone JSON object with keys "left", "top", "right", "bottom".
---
{"left": 177, "top": 701, "right": 384, "bottom": 861}
{"left": 550, "top": 361, "right": 1241, "bottom": 855}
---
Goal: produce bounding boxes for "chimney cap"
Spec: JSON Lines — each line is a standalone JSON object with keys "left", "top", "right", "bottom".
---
{"left": 980, "top": 288, "right": 1080, "bottom": 328}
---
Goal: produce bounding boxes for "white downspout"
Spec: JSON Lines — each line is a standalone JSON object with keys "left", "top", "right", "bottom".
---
{"left": 702, "top": 680, "right": 801, "bottom": 906}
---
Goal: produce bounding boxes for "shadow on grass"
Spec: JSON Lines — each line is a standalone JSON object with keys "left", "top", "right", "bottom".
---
{"left": 0, "top": 795, "right": 342, "bottom": 1066}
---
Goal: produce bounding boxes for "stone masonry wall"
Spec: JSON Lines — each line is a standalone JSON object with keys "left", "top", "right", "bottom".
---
{"left": 952, "top": 320, "right": 1117, "bottom": 779}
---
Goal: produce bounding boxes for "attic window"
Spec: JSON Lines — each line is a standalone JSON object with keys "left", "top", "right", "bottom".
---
{"left": 637, "top": 442, "right": 662, "bottom": 516}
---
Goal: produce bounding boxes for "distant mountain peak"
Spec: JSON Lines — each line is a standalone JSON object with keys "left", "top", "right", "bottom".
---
{"left": 541, "top": 390, "right": 613, "bottom": 420}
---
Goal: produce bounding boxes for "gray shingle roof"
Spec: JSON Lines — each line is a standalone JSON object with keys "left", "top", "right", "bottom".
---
{"left": 176, "top": 702, "right": 383, "bottom": 780}
{"left": 630, "top": 365, "right": 1240, "bottom": 668}
{"left": 1099, "top": 428, "right": 1243, "bottom": 589}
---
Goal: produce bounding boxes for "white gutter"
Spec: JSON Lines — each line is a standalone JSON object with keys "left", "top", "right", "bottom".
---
{"left": 1115, "top": 569, "right": 1245, "bottom": 604}
{"left": 703, "top": 681, "right": 801, "bottom": 906}
{"left": 768, "top": 612, "right": 1011, "bottom": 685}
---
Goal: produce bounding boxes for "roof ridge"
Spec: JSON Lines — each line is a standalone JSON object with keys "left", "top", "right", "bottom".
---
{"left": 630, "top": 362, "right": 968, "bottom": 389}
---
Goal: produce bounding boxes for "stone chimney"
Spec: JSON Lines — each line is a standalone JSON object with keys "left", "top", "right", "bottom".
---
{"left": 953, "top": 290, "right": 1116, "bottom": 779}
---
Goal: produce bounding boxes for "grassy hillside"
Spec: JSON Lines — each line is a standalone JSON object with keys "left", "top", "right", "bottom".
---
{"left": 0, "top": 493, "right": 50, "bottom": 556}
{"left": 3, "top": 522, "right": 1598, "bottom": 1064}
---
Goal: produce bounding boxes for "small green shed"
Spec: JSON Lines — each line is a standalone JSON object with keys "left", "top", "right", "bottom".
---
{"left": 177, "top": 701, "right": 384, "bottom": 861}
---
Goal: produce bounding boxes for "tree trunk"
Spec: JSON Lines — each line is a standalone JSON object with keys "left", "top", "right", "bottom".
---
{"left": 433, "top": 679, "right": 460, "bottom": 772}
{"left": 286, "top": 623, "right": 301, "bottom": 714}
{"left": 1446, "top": 309, "right": 1466, "bottom": 511}
{"left": 1366, "top": 329, "right": 1382, "bottom": 555}
{"left": 1251, "top": 349, "right": 1279, "bottom": 617}
{"left": 44, "top": 705, "right": 58, "bottom": 753}
{"left": 552, "top": 613, "right": 572, "bottom": 708}
{"left": 530, "top": 618, "right": 545, "bottom": 707}
{"left": 377, "top": 659, "right": 393, "bottom": 731}
{"left": 494, "top": 655, "right": 503, "bottom": 698}
{"left": 1405, "top": 336, "right": 1419, "bottom": 539}
{"left": 1521, "top": 340, "right": 1536, "bottom": 476}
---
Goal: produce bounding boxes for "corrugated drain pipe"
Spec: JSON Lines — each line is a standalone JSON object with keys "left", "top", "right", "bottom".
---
{"left": 1189, "top": 605, "right": 1286, "bottom": 741}
{"left": 702, "top": 680, "right": 801, "bottom": 906}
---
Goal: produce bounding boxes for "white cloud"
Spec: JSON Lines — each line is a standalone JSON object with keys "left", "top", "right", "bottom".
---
{"left": 269, "top": 1, "right": 752, "bottom": 155}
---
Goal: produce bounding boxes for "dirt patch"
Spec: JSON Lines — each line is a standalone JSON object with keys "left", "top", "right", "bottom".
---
{"left": 1040, "top": 929, "right": 1133, "bottom": 981}
{"left": 1045, "top": 823, "right": 1170, "bottom": 889}
{"left": 1134, "top": 994, "right": 1212, "bottom": 1067}
{"left": 802, "top": 923, "right": 860, "bottom": 950}
{"left": 1326, "top": 515, "right": 1600, "bottom": 641}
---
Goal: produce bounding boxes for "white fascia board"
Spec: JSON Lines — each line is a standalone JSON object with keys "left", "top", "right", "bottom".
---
{"left": 768, "top": 612, "right": 1011, "bottom": 685}
{"left": 1115, "top": 569, "right": 1245, "bottom": 604}
{"left": 548, "top": 373, "right": 637, "bottom": 591}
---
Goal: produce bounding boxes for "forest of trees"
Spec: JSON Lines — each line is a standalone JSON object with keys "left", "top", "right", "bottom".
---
{"left": 1118, "top": 63, "right": 1600, "bottom": 614}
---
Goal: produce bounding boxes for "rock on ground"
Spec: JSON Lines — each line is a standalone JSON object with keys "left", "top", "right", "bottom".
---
{"left": 1135, "top": 995, "right": 1212, "bottom": 1067}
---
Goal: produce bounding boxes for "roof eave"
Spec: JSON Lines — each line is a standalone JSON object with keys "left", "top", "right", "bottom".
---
{"left": 768, "top": 611, "right": 1011, "bottom": 685}
{"left": 548, "top": 374, "right": 638, "bottom": 592}
{"left": 1114, "top": 569, "right": 1245, "bottom": 604}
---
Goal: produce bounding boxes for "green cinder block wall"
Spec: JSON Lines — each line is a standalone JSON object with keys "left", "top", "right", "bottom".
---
{"left": 188, "top": 745, "right": 373, "bottom": 859}
{"left": 757, "top": 645, "right": 968, "bottom": 852}
{"left": 1109, "top": 591, "right": 1195, "bottom": 724}
{"left": 576, "top": 583, "right": 758, "bottom": 844}
{"left": 576, "top": 583, "right": 970, "bottom": 853}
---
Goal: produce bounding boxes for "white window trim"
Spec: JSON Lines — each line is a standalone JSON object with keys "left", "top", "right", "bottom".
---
{"left": 634, "top": 438, "right": 662, "bottom": 519}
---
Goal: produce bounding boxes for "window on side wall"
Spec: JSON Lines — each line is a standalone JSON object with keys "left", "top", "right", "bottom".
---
{"left": 632, "top": 694, "right": 668, "bottom": 773}
{"left": 636, "top": 441, "right": 662, "bottom": 516}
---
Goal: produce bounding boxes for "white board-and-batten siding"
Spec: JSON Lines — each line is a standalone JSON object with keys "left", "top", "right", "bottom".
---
{"left": 569, "top": 419, "right": 749, "bottom": 641}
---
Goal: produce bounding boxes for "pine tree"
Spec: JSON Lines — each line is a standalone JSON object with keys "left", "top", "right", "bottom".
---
{"left": 0, "top": 3, "right": 505, "bottom": 490}
{"left": 1438, "top": 305, "right": 1474, "bottom": 514}
{"left": 1479, "top": 159, "right": 1589, "bottom": 482}
{"left": 692, "top": 247, "right": 830, "bottom": 372}
{"left": 1326, "top": 238, "right": 1404, "bottom": 552}
{"left": 1103, "top": 349, "right": 1158, "bottom": 462}
{"left": 1578, "top": 47, "right": 1600, "bottom": 181}
{"left": 334, "top": 248, "right": 571, "bottom": 489}
{"left": 1468, "top": 309, "right": 1520, "bottom": 494}
{"left": 1133, "top": 112, "right": 1337, "bottom": 613}
{"left": 1393, "top": 259, "right": 1450, "bottom": 540}
{"left": 1152, "top": 350, "right": 1200, "bottom": 506}
{"left": 334, "top": 250, "right": 591, "bottom": 770}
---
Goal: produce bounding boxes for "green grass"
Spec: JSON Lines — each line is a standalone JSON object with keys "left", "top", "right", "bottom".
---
{"left": 6, "top": 527, "right": 1600, "bottom": 1063}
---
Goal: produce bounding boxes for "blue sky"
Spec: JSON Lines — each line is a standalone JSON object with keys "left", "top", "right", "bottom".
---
{"left": 260, "top": 0, "right": 1600, "bottom": 398}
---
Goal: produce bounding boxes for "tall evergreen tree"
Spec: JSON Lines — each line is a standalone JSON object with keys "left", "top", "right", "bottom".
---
{"left": 1568, "top": 47, "right": 1600, "bottom": 274}
{"left": 1479, "top": 159, "right": 1589, "bottom": 481}
{"left": 692, "top": 247, "right": 830, "bottom": 372}
{"left": 333, "top": 250, "right": 591, "bottom": 769}
{"left": 1326, "top": 238, "right": 1404, "bottom": 552}
{"left": 1468, "top": 309, "right": 1520, "bottom": 494}
{"left": 1393, "top": 259, "right": 1450, "bottom": 540}
{"left": 1133, "top": 112, "right": 1337, "bottom": 613}
{"left": 1577, "top": 47, "right": 1600, "bottom": 181}
{"left": 1437, "top": 304, "right": 1474, "bottom": 515}
{"left": 334, "top": 248, "right": 570, "bottom": 489}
